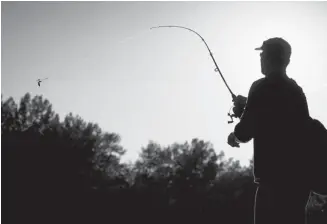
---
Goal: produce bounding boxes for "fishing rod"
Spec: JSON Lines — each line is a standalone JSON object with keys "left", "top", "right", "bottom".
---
{"left": 150, "top": 25, "right": 240, "bottom": 123}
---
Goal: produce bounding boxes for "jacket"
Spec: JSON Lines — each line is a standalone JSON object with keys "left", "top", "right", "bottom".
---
{"left": 234, "top": 73, "right": 310, "bottom": 184}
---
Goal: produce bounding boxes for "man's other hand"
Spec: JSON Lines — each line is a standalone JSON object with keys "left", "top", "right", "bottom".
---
{"left": 228, "top": 132, "right": 240, "bottom": 148}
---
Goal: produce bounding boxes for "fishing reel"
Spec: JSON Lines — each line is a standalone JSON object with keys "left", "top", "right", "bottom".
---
{"left": 227, "top": 95, "right": 247, "bottom": 124}
{"left": 228, "top": 107, "right": 238, "bottom": 124}
{"left": 228, "top": 106, "right": 243, "bottom": 124}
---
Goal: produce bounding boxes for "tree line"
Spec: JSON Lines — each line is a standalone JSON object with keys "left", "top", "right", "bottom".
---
{"left": 2, "top": 93, "right": 326, "bottom": 224}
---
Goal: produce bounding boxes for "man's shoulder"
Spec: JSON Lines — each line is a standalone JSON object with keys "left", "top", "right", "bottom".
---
{"left": 249, "top": 78, "right": 266, "bottom": 95}
{"left": 288, "top": 78, "right": 305, "bottom": 93}
{"left": 283, "top": 77, "right": 306, "bottom": 97}
{"left": 252, "top": 77, "right": 266, "bottom": 87}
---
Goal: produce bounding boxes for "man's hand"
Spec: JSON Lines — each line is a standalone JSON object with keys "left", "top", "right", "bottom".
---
{"left": 232, "top": 95, "right": 247, "bottom": 118}
{"left": 227, "top": 132, "right": 240, "bottom": 148}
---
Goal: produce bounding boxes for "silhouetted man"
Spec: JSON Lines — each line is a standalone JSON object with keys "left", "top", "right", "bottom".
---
{"left": 227, "top": 38, "right": 311, "bottom": 224}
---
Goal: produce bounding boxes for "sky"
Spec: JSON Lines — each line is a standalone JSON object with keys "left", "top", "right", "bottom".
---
{"left": 2, "top": 1, "right": 327, "bottom": 166}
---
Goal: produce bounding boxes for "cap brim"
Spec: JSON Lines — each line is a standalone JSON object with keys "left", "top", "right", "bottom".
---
{"left": 255, "top": 47, "right": 263, "bottom": 51}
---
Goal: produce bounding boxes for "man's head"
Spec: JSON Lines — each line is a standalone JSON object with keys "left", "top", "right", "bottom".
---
{"left": 255, "top": 37, "right": 292, "bottom": 76}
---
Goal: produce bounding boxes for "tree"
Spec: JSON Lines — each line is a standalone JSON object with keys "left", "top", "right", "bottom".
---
{"left": 3, "top": 93, "right": 127, "bottom": 223}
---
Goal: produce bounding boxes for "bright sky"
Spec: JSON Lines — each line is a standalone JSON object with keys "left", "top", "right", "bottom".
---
{"left": 2, "top": 1, "right": 327, "bottom": 166}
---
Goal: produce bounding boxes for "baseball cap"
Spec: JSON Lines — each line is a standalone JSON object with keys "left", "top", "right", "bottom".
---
{"left": 255, "top": 37, "right": 292, "bottom": 60}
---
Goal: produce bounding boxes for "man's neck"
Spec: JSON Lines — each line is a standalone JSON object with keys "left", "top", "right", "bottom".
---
{"left": 266, "top": 69, "right": 287, "bottom": 78}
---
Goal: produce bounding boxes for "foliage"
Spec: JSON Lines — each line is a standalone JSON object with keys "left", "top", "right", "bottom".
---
{"left": 3, "top": 93, "right": 326, "bottom": 224}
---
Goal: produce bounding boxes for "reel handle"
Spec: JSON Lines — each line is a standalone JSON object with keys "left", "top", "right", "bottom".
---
{"left": 228, "top": 112, "right": 236, "bottom": 124}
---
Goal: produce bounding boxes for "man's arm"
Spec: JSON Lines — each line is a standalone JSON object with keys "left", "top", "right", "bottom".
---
{"left": 234, "top": 79, "right": 263, "bottom": 143}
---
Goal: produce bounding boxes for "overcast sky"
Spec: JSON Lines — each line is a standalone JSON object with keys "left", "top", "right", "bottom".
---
{"left": 2, "top": 1, "right": 327, "bottom": 165}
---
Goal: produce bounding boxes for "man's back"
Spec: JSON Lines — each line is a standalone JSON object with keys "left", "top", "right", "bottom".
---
{"left": 248, "top": 74, "right": 310, "bottom": 183}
